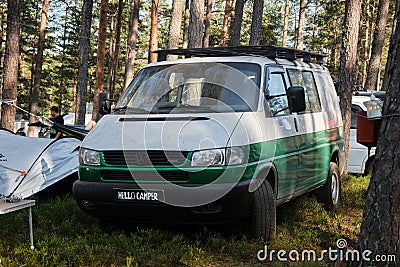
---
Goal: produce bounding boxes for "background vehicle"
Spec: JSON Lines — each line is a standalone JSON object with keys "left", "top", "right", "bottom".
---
{"left": 349, "top": 92, "right": 385, "bottom": 175}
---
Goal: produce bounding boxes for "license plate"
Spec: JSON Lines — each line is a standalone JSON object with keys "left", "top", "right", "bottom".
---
{"left": 114, "top": 189, "right": 164, "bottom": 202}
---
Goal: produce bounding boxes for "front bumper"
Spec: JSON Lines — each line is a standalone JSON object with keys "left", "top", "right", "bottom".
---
{"left": 73, "top": 179, "right": 253, "bottom": 224}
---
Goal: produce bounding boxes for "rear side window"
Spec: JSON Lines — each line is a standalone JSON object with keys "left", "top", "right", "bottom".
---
{"left": 287, "top": 69, "right": 322, "bottom": 112}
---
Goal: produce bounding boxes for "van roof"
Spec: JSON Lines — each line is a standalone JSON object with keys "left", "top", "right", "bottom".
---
{"left": 154, "top": 45, "right": 327, "bottom": 65}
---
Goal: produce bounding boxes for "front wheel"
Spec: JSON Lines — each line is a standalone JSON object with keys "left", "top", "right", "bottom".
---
{"left": 315, "top": 162, "right": 341, "bottom": 210}
{"left": 250, "top": 180, "right": 276, "bottom": 241}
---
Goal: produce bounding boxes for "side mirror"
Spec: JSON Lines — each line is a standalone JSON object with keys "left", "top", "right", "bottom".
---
{"left": 99, "top": 92, "right": 112, "bottom": 115}
{"left": 287, "top": 86, "right": 306, "bottom": 113}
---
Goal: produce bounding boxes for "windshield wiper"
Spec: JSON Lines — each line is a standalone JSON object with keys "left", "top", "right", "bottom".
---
{"left": 153, "top": 104, "right": 217, "bottom": 113}
{"left": 112, "top": 106, "right": 149, "bottom": 114}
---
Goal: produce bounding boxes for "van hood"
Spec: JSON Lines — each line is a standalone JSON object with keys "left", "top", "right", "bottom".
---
{"left": 82, "top": 113, "right": 243, "bottom": 151}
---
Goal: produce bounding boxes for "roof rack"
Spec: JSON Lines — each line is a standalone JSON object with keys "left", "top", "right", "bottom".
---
{"left": 154, "top": 45, "right": 327, "bottom": 65}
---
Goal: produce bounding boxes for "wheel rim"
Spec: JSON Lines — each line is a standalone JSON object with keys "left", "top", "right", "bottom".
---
{"left": 331, "top": 173, "right": 339, "bottom": 205}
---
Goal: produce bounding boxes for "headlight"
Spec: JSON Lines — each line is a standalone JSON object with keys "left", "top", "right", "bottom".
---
{"left": 226, "top": 147, "right": 245, "bottom": 165}
{"left": 191, "top": 149, "right": 224, "bottom": 167}
{"left": 79, "top": 148, "right": 100, "bottom": 166}
{"left": 191, "top": 147, "right": 246, "bottom": 167}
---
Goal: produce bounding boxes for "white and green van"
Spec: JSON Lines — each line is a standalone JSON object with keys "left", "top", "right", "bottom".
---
{"left": 73, "top": 46, "right": 344, "bottom": 240}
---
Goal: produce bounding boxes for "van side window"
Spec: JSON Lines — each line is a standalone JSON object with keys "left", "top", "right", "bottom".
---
{"left": 265, "top": 71, "right": 290, "bottom": 116}
{"left": 287, "top": 69, "right": 322, "bottom": 112}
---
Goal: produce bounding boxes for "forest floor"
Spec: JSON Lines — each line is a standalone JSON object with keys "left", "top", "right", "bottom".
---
{"left": 0, "top": 175, "right": 369, "bottom": 267}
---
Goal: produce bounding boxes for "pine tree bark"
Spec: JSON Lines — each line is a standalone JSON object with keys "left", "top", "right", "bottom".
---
{"left": 28, "top": 0, "right": 50, "bottom": 137}
{"left": 124, "top": 0, "right": 140, "bottom": 88}
{"left": 75, "top": 0, "right": 93, "bottom": 125}
{"left": 364, "top": 0, "right": 390, "bottom": 91}
{"left": 107, "top": 0, "right": 123, "bottom": 98}
{"left": 358, "top": 6, "right": 400, "bottom": 260}
{"left": 92, "top": 0, "right": 108, "bottom": 121}
{"left": 297, "top": 0, "right": 306, "bottom": 50}
{"left": 222, "top": 0, "right": 231, "bottom": 46}
{"left": 336, "top": 0, "right": 362, "bottom": 176}
{"left": 0, "top": 2, "right": 7, "bottom": 78}
{"left": 203, "top": 0, "right": 212, "bottom": 47}
{"left": 188, "top": 0, "right": 204, "bottom": 48}
{"left": 148, "top": 0, "right": 159, "bottom": 62}
{"left": 182, "top": 0, "right": 190, "bottom": 49}
{"left": 381, "top": 0, "right": 399, "bottom": 92}
{"left": 282, "top": 0, "right": 289, "bottom": 46}
{"left": 230, "top": 0, "right": 245, "bottom": 46}
{"left": 249, "top": 0, "right": 264, "bottom": 45}
{"left": 167, "top": 0, "right": 184, "bottom": 60}
{"left": 1, "top": 0, "right": 20, "bottom": 131}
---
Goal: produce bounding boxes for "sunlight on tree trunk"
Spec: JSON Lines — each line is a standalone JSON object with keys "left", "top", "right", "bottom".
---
{"left": 230, "top": 0, "right": 244, "bottom": 46}
{"left": 124, "top": 0, "right": 140, "bottom": 88}
{"left": 28, "top": 0, "right": 49, "bottom": 137}
{"left": 182, "top": 0, "right": 190, "bottom": 49}
{"left": 149, "top": 0, "right": 159, "bottom": 62}
{"left": 1, "top": 0, "right": 20, "bottom": 131}
{"left": 92, "top": 0, "right": 108, "bottom": 121}
{"left": 282, "top": 0, "right": 289, "bottom": 47}
{"left": 188, "top": 0, "right": 204, "bottom": 48}
{"left": 364, "top": 0, "right": 390, "bottom": 91}
{"left": 336, "top": 0, "right": 362, "bottom": 176}
{"left": 76, "top": 0, "right": 93, "bottom": 125}
{"left": 297, "top": 0, "right": 306, "bottom": 50}
{"left": 249, "top": 0, "right": 264, "bottom": 45}
{"left": 222, "top": 0, "right": 231, "bottom": 46}
{"left": 203, "top": 0, "right": 212, "bottom": 48}
{"left": 167, "top": 0, "right": 184, "bottom": 60}
{"left": 107, "top": 0, "right": 124, "bottom": 98}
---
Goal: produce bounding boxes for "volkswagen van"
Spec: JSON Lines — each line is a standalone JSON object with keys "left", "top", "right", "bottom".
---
{"left": 73, "top": 46, "right": 344, "bottom": 240}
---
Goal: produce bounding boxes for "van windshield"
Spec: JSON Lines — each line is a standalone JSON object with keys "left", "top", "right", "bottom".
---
{"left": 116, "top": 62, "right": 261, "bottom": 114}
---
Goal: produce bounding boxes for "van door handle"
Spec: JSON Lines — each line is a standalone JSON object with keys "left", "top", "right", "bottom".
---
{"left": 294, "top": 118, "right": 299, "bottom": 132}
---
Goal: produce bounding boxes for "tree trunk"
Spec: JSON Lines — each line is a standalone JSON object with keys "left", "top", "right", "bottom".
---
{"left": 107, "top": 0, "right": 124, "bottom": 98}
{"left": 182, "top": 0, "right": 190, "bottom": 49}
{"left": 124, "top": 0, "right": 140, "bottom": 88}
{"left": 188, "top": 0, "right": 204, "bottom": 48}
{"left": 364, "top": 0, "right": 390, "bottom": 91}
{"left": 297, "top": 0, "right": 306, "bottom": 50}
{"left": 1, "top": 0, "right": 20, "bottom": 131}
{"left": 92, "top": 0, "right": 108, "bottom": 121}
{"left": 228, "top": 0, "right": 236, "bottom": 43}
{"left": 148, "top": 0, "right": 159, "bottom": 62}
{"left": 381, "top": 0, "right": 399, "bottom": 92}
{"left": 58, "top": 1, "right": 68, "bottom": 114}
{"left": 75, "top": 0, "right": 93, "bottom": 125}
{"left": 28, "top": 0, "right": 50, "bottom": 137}
{"left": 358, "top": 6, "right": 400, "bottom": 259}
{"left": 167, "top": 0, "right": 184, "bottom": 60}
{"left": 222, "top": 0, "right": 231, "bottom": 46}
{"left": 249, "top": 0, "right": 264, "bottom": 45}
{"left": 203, "top": 0, "right": 212, "bottom": 47}
{"left": 282, "top": 0, "right": 289, "bottom": 46}
{"left": 107, "top": 0, "right": 116, "bottom": 96}
{"left": 336, "top": 0, "right": 362, "bottom": 176}
{"left": 0, "top": 2, "right": 7, "bottom": 78}
{"left": 230, "top": 0, "right": 245, "bottom": 46}
{"left": 360, "top": 0, "right": 371, "bottom": 86}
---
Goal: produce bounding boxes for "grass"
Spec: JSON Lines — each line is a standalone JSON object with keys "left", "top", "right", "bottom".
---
{"left": 0, "top": 175, "right": 370, "bottom": 266}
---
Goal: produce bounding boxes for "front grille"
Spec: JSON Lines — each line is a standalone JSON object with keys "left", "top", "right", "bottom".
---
{"left": 100, "top": 170, "right": 189, "bottom": 182}
{"left": 102, "top": 150, "right": 190, "bottom": 166}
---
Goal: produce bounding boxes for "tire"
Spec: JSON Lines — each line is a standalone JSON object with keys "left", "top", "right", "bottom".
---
{"left": 250, "top": 180, "right": 276, "bottom": 241}
{"left": 315, "top": 162, "right": 341, "bottom": 210}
